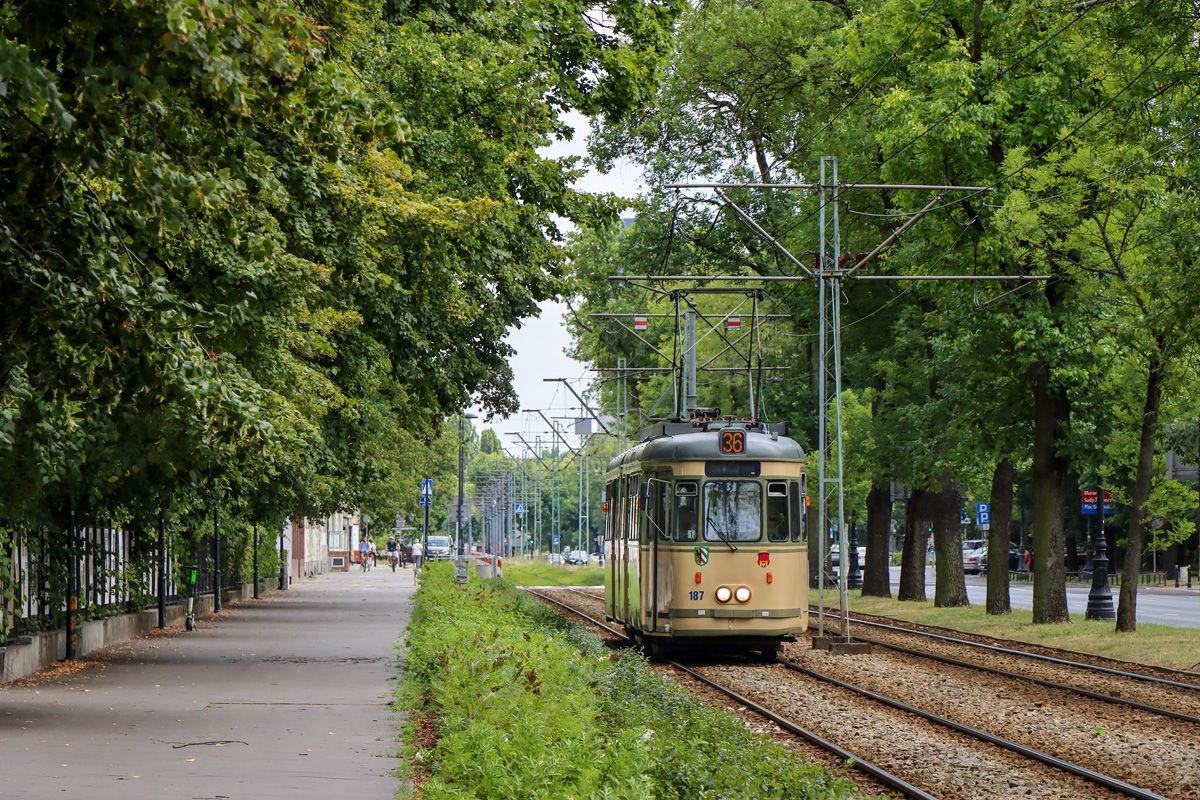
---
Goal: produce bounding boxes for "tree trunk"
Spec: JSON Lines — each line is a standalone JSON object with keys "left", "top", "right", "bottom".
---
{"left": 933, "top": 479, "right": 969, "bottom": 607}
{"left": 1029, "top": 356, "right": 1070, "bottom": 623}
{"left": 1117, "top": 351, "right": 1165, "bottom": 632}
{"left": 862, "top": 482, "right": 893, "bottom": 597}
{"left": 987, "top": 459, "right": 1013, "bottom": 615}
{"left": 898, "top": 489, "right": 931, "bottom": 601}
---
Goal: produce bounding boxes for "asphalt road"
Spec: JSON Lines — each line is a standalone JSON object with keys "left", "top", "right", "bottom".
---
{"left": 0, "top": 566, "right": 414, "bottom": 799}
{"left": 877, "top": 566, "right": 1200, "bottom": 628}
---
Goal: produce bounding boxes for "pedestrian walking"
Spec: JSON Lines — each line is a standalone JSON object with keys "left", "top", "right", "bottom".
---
{"left": 411, "top": 539, "right": 424, "bottom": 570}
{"left": 1022, "top": 546, "right": 1032, "bottom": 575}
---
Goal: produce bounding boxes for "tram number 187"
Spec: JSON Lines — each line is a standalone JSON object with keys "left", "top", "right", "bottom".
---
{"left": 719, "top": 429, "right": 746, "bottom": 455}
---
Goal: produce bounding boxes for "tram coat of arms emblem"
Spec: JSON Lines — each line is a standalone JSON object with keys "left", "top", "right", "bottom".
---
{"left": 757, "top": 551, "right": 770, "bottom": 568}
{"left": 693, "top": 546, "right": 709, "bottom": 567}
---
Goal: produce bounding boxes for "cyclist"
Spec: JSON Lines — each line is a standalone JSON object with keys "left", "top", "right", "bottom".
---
{"left": 358, "top": 535, "right": 372, "bottom": 572}
{"left": 386, "top": 535, "right": 399, "bottom": 571}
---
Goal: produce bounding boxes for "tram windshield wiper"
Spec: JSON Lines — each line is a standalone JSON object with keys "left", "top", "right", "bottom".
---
{"left": 706, "top": 515, "right": 738, "bottom": 552}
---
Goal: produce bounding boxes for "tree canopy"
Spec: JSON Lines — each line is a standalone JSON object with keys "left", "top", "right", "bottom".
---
{"left": 568, "top": 0, "right": 1200, "bottom": 629}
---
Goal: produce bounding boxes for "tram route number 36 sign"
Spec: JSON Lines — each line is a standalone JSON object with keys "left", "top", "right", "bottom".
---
{"left": 719, "top": 428, "right": 746, "bottom": 455}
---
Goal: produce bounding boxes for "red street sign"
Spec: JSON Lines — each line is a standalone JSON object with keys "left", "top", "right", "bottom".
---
{"left": 1103, "top": 490, "right": 1113, "bottom": 504}
{"left": 1081, "top": 489, "right": 1098, "bottom": 503}
{"left": 633, "top": 315, "right": 648, "bottom": 331}
{"left": 725, "top": 317, "right": 742, "bottom": 330}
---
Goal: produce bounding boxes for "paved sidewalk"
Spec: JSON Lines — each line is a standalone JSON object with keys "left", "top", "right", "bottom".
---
{"left": 0, "top": 565, "right": 415, "bottom": 799}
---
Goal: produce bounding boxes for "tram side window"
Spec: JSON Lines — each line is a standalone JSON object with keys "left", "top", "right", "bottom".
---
{"left": 766, "top": 481, "right": 789, "bottom": 542}
{"left": 674, "top": 481, "right": 698, "bottom": 542}
{"left": 605, "top": 481, "right": 617, "bottom": 542}
{"left": 627, "top": 477, "right": 640, "bottom": 541}
{"left": 789, "top": 480, "right": 805, "bottom": 542}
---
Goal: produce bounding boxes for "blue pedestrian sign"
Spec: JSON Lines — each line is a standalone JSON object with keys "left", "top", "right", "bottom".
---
{"left": 514, "top": 503, "right": 526, "bottom": 515}
{"left": 976, "top": 502, "right": 991, "bottom": 526}
{"left": 420, "top": 478, "right": 433, "bottom": 498}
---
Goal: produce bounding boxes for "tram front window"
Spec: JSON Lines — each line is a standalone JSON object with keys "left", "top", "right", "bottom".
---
{"left": 674, "top": 481, "right": 698, "bottom": 541}
{"left": 703, "top": 480, "right": 762, "bottom": 542}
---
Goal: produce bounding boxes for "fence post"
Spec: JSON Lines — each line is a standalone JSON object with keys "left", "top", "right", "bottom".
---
{"left": 252, "top": 523, "right": 260, "bottom": 599}
{"left": 65, "top": 506, "right": 78, "bottom": 661}
{"left": 212, "top": 502, "right": 221, "bottom": 613}
{"left": 157, "top": 513, "right": 167, "bottom": 628}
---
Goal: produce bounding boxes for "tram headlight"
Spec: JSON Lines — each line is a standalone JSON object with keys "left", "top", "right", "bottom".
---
{"left": 715, "top": 585, "right": 733, "bottom": 603}
{"left": 734, "top": 585, "right": 752, "bottom": 603}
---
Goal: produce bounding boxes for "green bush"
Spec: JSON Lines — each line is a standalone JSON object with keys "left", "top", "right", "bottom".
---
{"left": 402, "top": 565, "right": 867, "bottom": 799}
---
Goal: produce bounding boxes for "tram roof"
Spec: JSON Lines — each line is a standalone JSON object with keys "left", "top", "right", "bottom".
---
{"left": 607, "top": 425, "right": 805, "bottom": 471}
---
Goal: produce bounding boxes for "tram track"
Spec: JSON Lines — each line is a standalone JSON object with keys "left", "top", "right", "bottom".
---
{"left": 521, "top": 587, "right": 933, "bottom": 800}
{"left": 528, "top": 586, "right": 1179, "bottom": 800}
{"left": 807, "top": 606, "right": 1200, "bottom": 723}
{"left": 811, "top": 605, "right": 1200, "bottom": 691}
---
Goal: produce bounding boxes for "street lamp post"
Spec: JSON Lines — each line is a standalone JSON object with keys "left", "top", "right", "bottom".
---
{"left": 458, "top": 412, "right": 477, "bottom": 556}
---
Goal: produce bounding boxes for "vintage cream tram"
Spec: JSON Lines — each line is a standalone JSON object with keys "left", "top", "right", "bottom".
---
{"left": 603, "top": 415, "right": 808, "bottom": 658}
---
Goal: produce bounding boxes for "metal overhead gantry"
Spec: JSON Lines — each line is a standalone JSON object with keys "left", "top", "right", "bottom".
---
{"left": 605, "top": 157, "right": 1051, "bottom": 649}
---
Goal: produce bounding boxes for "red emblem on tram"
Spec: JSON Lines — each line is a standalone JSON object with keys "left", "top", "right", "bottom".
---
{"left": 757, "top": 551, "right": 770, "bottom": 568}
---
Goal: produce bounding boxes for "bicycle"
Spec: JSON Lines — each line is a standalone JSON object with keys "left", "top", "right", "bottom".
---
{"left": 389, "top": 551, "right": 398, "bottom": 572}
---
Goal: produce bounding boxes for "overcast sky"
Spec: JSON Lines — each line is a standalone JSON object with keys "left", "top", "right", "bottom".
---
{"left": 468, "top": 111, "right": 644, "bottom": 451}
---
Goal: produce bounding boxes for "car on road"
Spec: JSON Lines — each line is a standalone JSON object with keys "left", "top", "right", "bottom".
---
{"left": 426, "top": 535, "right": 452, "bottom": 561}
{"left": 564, "top": 549, "right": 590, "bottom": 566}
{"left": 980, "top": 546, "right": 1022, "bottom": 573}
{"left": 963, "top": 545, "right": 986, "bottom": 574}
{"left": 829, "top": 544, "right": 866, "bottom": 568}
{"left": 547, "top": 552, "right": 564, "bottom": 565}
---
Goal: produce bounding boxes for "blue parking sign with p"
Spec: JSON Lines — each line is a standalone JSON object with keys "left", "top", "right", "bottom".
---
{"left": 976, "top": 502, "right": 990, "bottom": 526}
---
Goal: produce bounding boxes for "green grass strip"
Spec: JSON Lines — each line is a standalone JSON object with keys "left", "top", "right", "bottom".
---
{"left": 400, "top": 564, "right": 871, "bottom": 799}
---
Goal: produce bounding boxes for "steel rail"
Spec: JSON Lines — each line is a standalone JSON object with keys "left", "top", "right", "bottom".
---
{"left": 780, "top": 660, "right": 1171, "bottom": 800}
{"left": 521, "top": 587, "right": 937, "bottom": 800}
{"left": 835, "top": 631, "right": 1200, "bottom": 726}
{"left": 812, "top": 608, "right": 1200, "bottom": 693}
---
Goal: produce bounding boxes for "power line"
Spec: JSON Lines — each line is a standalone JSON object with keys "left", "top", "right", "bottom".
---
{"left": 982, "top": 122, "right": 1200, "bottom": 211}
{"left": 898, "top": 21, "right": 1195, "bottom": 218}
{"left": 761, "top": 6, "right": 1102, "bottom": 247}
{"left": 772, "top": 0, "right": 946, "bottom": 172}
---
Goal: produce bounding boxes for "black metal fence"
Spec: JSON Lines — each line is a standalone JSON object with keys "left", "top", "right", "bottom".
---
{"left": 3, "top": 526, "right": 248, "bottom": 639}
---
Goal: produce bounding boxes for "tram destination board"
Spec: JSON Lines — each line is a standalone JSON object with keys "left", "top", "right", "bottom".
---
{"left": 719, "top": 428, "right": 746, "bottom": 455}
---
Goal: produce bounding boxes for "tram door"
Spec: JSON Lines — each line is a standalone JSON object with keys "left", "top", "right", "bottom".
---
{"left": 644, "top": 477, "right": 668, "bottom": 632}
{"left": 623, "top": 474, "right": 639, "bottom": 624}
{"left": 605, "top": 480, "right": 617, "bottom": 620}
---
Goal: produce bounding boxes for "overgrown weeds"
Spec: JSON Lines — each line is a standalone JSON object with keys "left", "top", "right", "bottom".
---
{"left": 399, "top": 564, "right": 868, "bottom": 799}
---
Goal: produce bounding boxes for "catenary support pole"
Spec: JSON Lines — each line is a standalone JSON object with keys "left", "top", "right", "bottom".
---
{"left": 816, "top": 157, "right": 828, "bottom": 638}
{"left": 684, "top": 308, "right": 697, "bottom": 415}
{"left": 458, "top": 415, "right": 466, "bottom": 556}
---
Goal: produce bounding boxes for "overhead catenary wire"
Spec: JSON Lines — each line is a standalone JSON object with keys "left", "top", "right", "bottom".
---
{"left": 876, "top": 21, "right": 1196, "bottom": 219}
{"left": 982, "top": 121, "right": 1200, "bottom": 211}
{"left": 744, "top": 3, "right": 1117, "bottom": 249}
{"left": 769, "top": 0, "right": 947, "bottom": 173}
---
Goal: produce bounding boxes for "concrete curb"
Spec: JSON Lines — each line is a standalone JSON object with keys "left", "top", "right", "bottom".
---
{"left": 1, "top": 580, "right": 280, "bottom": 684}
